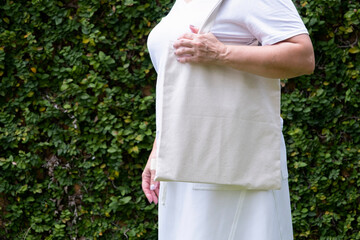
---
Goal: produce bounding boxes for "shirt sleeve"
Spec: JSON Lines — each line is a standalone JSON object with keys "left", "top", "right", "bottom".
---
{"left": 245, "top": 0, "right": 308, "bottom": 46}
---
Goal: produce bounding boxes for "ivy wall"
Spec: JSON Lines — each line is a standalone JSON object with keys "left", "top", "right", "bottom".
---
{"left": 0, "top": 0, "right": 359, "bottom": 239}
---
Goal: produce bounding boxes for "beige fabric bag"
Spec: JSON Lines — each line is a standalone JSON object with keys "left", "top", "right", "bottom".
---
{"left": 154, "top": 0, "right": 282, "bottom": 190}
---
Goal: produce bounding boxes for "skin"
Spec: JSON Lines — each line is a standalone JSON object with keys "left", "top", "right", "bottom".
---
{"left": 142, "top": 25, "right": 315, "bottom": 204}
{"left": 142, "top": 140, "right": 159, "bottom": 204}
{"left": 174, "top": 25, "right": 315, "bottom": 79}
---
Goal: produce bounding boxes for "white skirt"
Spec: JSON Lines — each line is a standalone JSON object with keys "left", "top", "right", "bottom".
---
{"left": 158, "top": 134, "right": 293, "bottom": 240}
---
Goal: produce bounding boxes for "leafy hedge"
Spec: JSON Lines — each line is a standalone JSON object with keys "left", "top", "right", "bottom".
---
{"left": 0, "top": 0, "right": 359, "bottom": 239}
{"left": 0, "top": 0, "right": 173, "bottom": 239}
{"left": 284, "top": 1, "right": 360, "bottom": 239}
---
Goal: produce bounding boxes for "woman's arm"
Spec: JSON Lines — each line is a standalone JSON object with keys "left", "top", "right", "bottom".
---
{"left": 142, "top": 139, "right": 159, "bottom": 204}
{"left": 173, "top": 26, "right": 315, "bottom": 79}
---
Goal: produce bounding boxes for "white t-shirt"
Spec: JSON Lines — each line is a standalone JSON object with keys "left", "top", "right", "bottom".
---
{"left": 147, "top": 0, "right": 308, "bottom": 72}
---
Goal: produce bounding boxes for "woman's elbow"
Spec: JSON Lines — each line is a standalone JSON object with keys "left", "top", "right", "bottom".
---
{"left": 304, "top": 52, "right": 315, "bottom": 75}
{"left": 301, "top": 36, "right": 315, "bottom": 75}
{"left": 289, "top": 51, "right": 315, "bottom": 78}
{"left": 285, "top": 34, "right": 315, "bottom": 76}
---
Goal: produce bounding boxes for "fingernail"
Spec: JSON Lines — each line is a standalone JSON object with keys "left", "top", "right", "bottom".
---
{"left": 150, "top": 184, "right": 155, "bottom": 190}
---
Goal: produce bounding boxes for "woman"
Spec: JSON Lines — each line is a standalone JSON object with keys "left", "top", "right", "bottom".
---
{"left": 142, "top": 0, "right": 315, "bottom": 239}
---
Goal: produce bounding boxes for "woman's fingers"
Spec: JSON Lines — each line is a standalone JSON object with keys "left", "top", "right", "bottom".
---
{"left": 141, "top": 167, "right": 160, "bottom": 204}
{"left": 173, "top": 38, "right": 194, "bottom": 49}
{"left": 142, "top": 141, "right": 158, "bottom": 204}
{"left": 177, "top": 25, "right": 198, "bottom": 40}
{"left": 150, "top": 169, "right": 159, "bottom": 204}
{"left": 177, "top": 32, "right": 196, "bottom": 40}
{"left": 189, "top": 25, "right": 199, "bottom": 34}
{"left": 141, "top": 169, "right": 153, "bottom": 203}
{"left": 174, "top": 47, "right": 195, "bottom": 57}
{"left": 174, "top": 32, "right": 227, "bottom": 64}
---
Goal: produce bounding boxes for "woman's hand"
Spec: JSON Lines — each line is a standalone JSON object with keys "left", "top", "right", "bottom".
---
{"left": 142, "top": 141, "right": 159, "bottom": 204}
{"left": 173, "top": 25, "right": 227, "bottom": 64}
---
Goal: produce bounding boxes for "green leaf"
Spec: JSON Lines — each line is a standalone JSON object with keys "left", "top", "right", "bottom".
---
{"left": 60, "top": 83, "right": 69, "bottom": 91}
{"left": 63, "top": 103, "right": 71, "bottom": 109}
{"left": 107, "top": 147, "right": 117, "bottom": 153}
{"left": 99, "top": 51, "right": 106, "bottom": 61}
{"left": 17, "top": 184, "right": 28, "bottom": 193}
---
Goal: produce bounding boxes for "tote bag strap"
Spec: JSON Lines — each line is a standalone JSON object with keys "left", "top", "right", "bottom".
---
{"left": 198, "top": 0, "right": 224, "bottom": 34}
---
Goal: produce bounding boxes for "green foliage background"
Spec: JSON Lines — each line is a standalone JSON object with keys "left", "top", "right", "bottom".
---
{"left": 0, "top": 0, "right": 359, "bottom": 239}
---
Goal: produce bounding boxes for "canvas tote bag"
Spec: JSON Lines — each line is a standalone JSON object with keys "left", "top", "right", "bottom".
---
{"left": 154, "top": 0, "right": 282, "bottom": 190}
